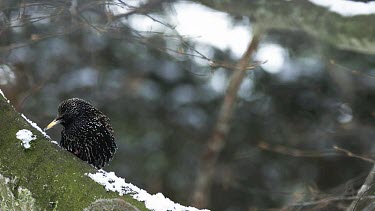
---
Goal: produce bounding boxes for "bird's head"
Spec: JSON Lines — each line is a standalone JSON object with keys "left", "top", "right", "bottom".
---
{"left": 44, "top": 98, "right": 92, "bottom": 131}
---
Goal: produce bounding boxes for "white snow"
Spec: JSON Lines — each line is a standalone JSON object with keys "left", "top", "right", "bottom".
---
{"left": 172, "top": 2, "right": 251, "bottom": 59}
{"left": 308, "top": 0, "right": 375, "bottom": 16}
{"left": 21, "top": 114, "right": 53, "bottom": 141}
{"left": 210, "top": 69, "right": 227, "bottom": 93}
{"left": 16, "top": 129, "right": 37, "bottom": 149}
{"left": 87, "top": 170, "right": 209, "bottom": 211}
{"left": 0, "top": 89, "right": 9, "bottom": 103}
{"left": 256, "top": 44, "right": 287, "bottom": 74}
{"left": 0, "top": 89, "right": 10, "bottom": 103}
{"left": 0, "top": 88, "right": 58, "bottom": 145}
{"left": 20, "top": 114, "right": 60, "bottom": 144}
{"left": 0, "top": 64, "right": 16, "bottom": 85}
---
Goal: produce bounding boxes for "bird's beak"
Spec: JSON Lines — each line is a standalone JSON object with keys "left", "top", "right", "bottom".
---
{"left": 44, "top": 118, "right": 62, "bottom": 131}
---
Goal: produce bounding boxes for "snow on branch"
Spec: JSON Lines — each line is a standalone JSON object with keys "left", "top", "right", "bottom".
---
{"left": 16, "top": 129, "right": 37, "bottom": 149}
{"left": 87, "top": 170, "right": 210, "bottom": 211}
{"left": 308, "top": 0, "right": 375, "bottom": 16}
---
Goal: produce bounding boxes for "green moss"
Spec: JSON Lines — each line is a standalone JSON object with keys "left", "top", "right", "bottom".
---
{"left": 84, "top": 198, "right": 140, "bottom": 211}
{"left": 0, "top": 96, "right": 148, "bottom": 210}
{"left": 0, "top": 174, "right": 37, "bottom": 210}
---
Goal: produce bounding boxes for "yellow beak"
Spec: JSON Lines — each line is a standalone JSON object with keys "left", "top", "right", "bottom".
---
{"left": 44, "top": 118, "right": 62, "bottom": 131}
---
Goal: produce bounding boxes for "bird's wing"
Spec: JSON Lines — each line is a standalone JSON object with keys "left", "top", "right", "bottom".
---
{"left": 83, "top": 118, "right": 117, "bottom": 168}
{"left": 98, "top": 114, "right": 114, "bottom": 135}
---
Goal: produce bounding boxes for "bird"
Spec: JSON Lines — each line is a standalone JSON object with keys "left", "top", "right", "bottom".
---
{"left": 44, "top": 98, "right": 117, "bottom": 169}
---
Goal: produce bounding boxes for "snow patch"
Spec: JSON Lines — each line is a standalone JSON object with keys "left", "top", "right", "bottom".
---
{"left": 0, "top": 89, "right": 58, "bottom": 145}
{"left": 16, "top": 129, "right": 36, "bottom": 149}
{"left": 21, "top": 114, "right": 58, "bottom": 145}
{"left": 87, "top": 170, "right": 209, "bottom": 211}
{"left": 21, "top": 114, "right": 51, "bottom": 140}
{"left": 0, "top": 90, "right": 10, "bottom": 103}
{"left": 0, "top": 64, "right": 16, "bottom": 85}
{"left": 172, "top": 2, "right": 251, "bottom": 58}
{"left": 0, "top": 89, "right": 9, "bottom": 103}
{"left": 50, "top": 140, "right": 59, "bottom": 145}
{"left": 308, "top": 0, "right": 375, "bottom": 16}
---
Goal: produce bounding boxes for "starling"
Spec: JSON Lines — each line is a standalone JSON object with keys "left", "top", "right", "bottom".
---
{"left": 44, "top": 98, "right": 117, "bottom": 169}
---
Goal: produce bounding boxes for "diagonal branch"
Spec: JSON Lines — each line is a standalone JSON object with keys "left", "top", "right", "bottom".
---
{"left": 192, "top": 33, "right": 262, "bottom": 208}
{"left": 347, "top": 166, "right": 375, "bottom": 211}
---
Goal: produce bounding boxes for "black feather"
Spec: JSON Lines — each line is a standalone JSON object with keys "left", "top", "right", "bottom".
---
{"left": 56, "top": 98, "right": 117, "bottom": 169}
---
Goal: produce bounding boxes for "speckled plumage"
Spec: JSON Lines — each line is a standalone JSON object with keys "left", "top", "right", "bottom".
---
{"left": 55, "top": 98, "right": 117, "bottom": 169}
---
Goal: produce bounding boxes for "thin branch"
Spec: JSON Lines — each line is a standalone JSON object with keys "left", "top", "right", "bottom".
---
{"left": 78, "top": 2, "right": 266, "bottom": 72}
{"left": 255, "top": 142, "right": 340, "bottom": 158}
{"left": 333, "top": 145, "right": 375, "bottom": 210}
{"left": 257, "top": 143, "right": 375, "bottom": 163}
{"left": 113, "top": 0, "right": 167, "bottom": 20}
{"left": 330, "top": 60, "right": 375, "bottom": 79}
{"left": 285, "top": 195, "right": 375, "bottom": 208}
{"left": 333, "top": 145, "right": 375, "bottom": 164}
{"left": 0, "top": 27, "right": 78, "bottom": 52}
{"left": 2, "top": 1, "right": 263, "bottom": 81}
{"left": 0, "top": 2, "right": 61, "bottom": 12}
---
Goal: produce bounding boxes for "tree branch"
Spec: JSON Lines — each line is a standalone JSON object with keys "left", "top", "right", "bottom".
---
{"left": 0, "top": 91, "right": 145, "bottom": 210}
{"left": 192, "top": 33, "right": 262, "bottom": 208}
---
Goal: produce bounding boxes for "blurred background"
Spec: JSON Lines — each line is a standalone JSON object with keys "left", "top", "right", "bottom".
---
{"left": 1, "top": 0, "right": 375, "bottom": 210}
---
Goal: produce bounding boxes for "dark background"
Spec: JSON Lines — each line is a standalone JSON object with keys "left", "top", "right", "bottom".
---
{"left": 1, "top": 0, "right": 375, "bottom": 210}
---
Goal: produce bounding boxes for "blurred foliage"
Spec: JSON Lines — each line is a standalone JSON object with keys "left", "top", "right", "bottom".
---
{"left": 1, "top": 0, "right": 375, "bottom": 210}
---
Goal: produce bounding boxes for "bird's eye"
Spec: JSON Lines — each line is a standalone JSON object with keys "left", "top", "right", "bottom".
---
{"left": 57, "top": 114, "right": 67, "bottom": 121}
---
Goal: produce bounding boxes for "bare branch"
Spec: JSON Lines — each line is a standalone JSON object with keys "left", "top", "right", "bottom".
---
{"left": 192, "top": 33, "right": 262, "bottom": 208}
{"left": 330, "top": 60, "right": 375, "bottom": 79}
{"left": 286, "top": 195, "right": 375, "bottom": 209}
{"left": 0, "top": 27, "right": 78, "bottom": 53}
{"left": 333, "top": 145, "right": 375, "bottom": 164}
{"left": 114, "top": 0, "right": 168, "bottom": 20}
{"left": 255, "top": 142, "right": 340, "bottom": 158}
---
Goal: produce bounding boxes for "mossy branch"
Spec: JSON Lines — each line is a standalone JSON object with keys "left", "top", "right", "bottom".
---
{"left": 0, "top": 93, "right": 147, "bottom": 210}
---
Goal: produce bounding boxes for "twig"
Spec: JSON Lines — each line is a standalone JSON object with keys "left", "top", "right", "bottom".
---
{"left": 330, "top": 60, "right": 375, "bottom": 79}
{"left": 254, "top": 142, "right": 340, "bottom": 158}
{"left": 333, "top": 145, "right": 375, "bottom": 164}
{"left": 286, "top": 195, "right": 375, "bottom": 208}
{"left": 80, "top": 2, "right": 265, "bottom": 72}
{"left": 0, "top": 27, "right": 78, "bottom": 53}
{"left": 114, "top": 0, "right": 167, "bottom": 20}
{"left": 332, "top": 145, "right": 375, "bottom": 210}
